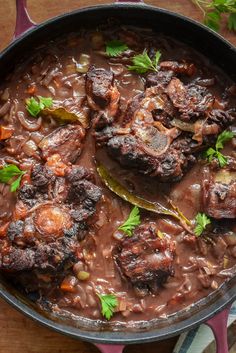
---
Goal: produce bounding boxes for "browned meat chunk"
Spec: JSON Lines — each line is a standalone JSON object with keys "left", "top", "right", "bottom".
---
{"left": 207, "top": 109, "right": 236, "bottom": 129}
{"left": 86, "top": 66, "right": 116, "bottom": 110}
{"left": 146, "top": 60, "right": 196, "bottom": 88}
{"left": 105, "top": 85, "right": 193, "bottom": 181}
{"left": 108, "top": 133, "right": 188, "bottom": 180}
{"left": 86, "top": 66, "right": 120, "bottom": 130}
{"left": 0, "top": 162, "right": 102, "bottom": 272}
{"left": 1, "top": 239, "right": 76, "bottom": 272}
{"left": 39, "top": 124, "right": 85, "bottom": 163}
{"left": 166, "top": 78, "right": 214, "bottom": 121}
{"left": 202, "top": 160, "right": 236, "bottom": 219}
{"left": 160, "top": 61, "right": 196, "bottom": 76}
{"left": 146, "top": 70, "right": 174, "bottom": 88}
{"left": 96, "top": 73, "right": 235, "bottom": 181}
{"left": 114, "top": 223, "right": 175, "bottom": 296}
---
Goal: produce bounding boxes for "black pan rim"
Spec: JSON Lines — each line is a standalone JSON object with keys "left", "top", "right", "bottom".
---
{"left": 1, "top": 278, "right": 235, "bottom": 344}
{"left": 1, "top": 3, "right": 236, "bottom": 61}
{"left": 0, "top": 2, "right": 236, "bottom": 344}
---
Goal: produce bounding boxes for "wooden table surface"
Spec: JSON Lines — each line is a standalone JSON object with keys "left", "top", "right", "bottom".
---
{"left": 0, "top": 1, "right": 235, "bottom": 353}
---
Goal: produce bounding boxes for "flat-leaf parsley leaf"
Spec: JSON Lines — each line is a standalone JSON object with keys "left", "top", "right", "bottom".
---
{"left": 0, "top": 164, "right": 26, "bottom": 192}
{"left": 128, "top": 50, "right": 161, "bottom": 74}
{"left": 118, "top": 206, "right": 141, "bottom": 236}
{"left": 98, "top": 294, "right": 118, "bottom": 320}
{"left": 228, "top": 12, "right": 236, "bottom": 30}
{"left": 106, "top": 40, "right": 128, "bottom": 57}
{"left": 194, "top": 212, "right": 211, "bottom": 236}
{"left": 192, "top": 0, "right": 236, "bottom": 32}
{"left": 204, "top": 130, "right": 235, "bottom": 167}
{"left": 216, "top": 130, "right": 234, "bottom": 149}
{"left": 26, "top": 96, "right": 53, "bottom": 117}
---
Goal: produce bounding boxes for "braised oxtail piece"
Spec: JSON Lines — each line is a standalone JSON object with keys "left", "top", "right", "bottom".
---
{"left": 39, "top": 123, "right": 85, "bottom": 163}
{"left": 0, "top": 162, "right": 102, "bottom": 272}
{"left": 86, "top": 66, "right": 120, "bottom": 130}
{"left": 94, "top": 63, "right": 235, "bottom": 181}
{"left": 114, "top": 223, "right": 175, "bottom": 296}
{"left": 202, "top": 158, "right": 236, "bottom": 219}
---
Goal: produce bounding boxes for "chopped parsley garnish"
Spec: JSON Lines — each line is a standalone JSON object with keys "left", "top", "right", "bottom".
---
{"left": 192, "top": 0, "right": 236, "bottom": 32}
{"left": 118, "top": 206, "right": 141, "bottom": 236}
{"left": 106, "top": 40, "right": 128, "bottom": 57}
{"left": 0, "top": 164, "right": 26, "bottom": 192}
{"left": 215, "top": 130, "right": 235, "bottom": 149}
{"left": 228, "top": 12, "right": 236, "bottom": 31}
{"left": 204, "top": 130, "right": 235, "bottom": 167}
{"left": 26, "top": 96, "right": 53, "bottom": 117}
{"left": 194, "top": 212, "right": 211, "bottom": 236}
{"left": 204, "top": 10, "right": 222, "bottom": 31}
{"left": 128, "top": 50, "right": 161, "bottom": 74}
{"left": 98, "top": 294, "right": 118, "bottom": 320}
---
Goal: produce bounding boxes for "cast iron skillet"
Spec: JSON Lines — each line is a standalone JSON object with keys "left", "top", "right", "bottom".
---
{"left": 0, "top": 1, "right": 236, "bottom": 353}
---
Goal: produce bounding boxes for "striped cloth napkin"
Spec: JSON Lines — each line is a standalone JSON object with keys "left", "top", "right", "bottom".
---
{"left": 173, "top": 302, "right": 236, "bottom": 353}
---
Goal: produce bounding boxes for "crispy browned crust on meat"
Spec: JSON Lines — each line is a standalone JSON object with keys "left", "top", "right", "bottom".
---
{"left": 86, "top": 67, "right": 115, "bottom": 109}
{"left": 93, "top": 61, "right": 235, "bottom": 182}
{"left": 39, "top": 124, "right": 85, "bottom": 163}
{"left": 86, "top": 66, "right": 120, "bottom": 130}
{"left": 202, "top": 159, "right": 236, "bottom": 219}
{"left": 114, "top": 223, "right": 175, "bottom": 296}
{"left": 0, "top": 162, "right": 102, "bottom": 272}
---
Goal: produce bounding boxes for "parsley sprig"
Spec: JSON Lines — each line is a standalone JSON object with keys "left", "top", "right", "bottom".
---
{"left": 204, "top": 130, "right": 235, "bottom": 167}
{"left": 194, "top": 212, "right": 211, "bottom": 236}
{"left": 26, "top": 96, "right": 53, "bottom": 117}
{"left": 98, "top": 294, "right": 118, "bottom": 320}
{"left": 118, "top": 206, "right": 141, "bottom": 236}
{"left": 192, "top": 0, "right": 236, "bottom": 32}
{"left": 128, "top": 50, "right": 162, "bottom": 74}
{"left": 0, "top": 164, "right": 26, "bottom": 192}
{"left": 106, "top": 40, "right": 129, "bottom": 57}
{"left": 228, "top": 12, "right": 236, "bottom": 30}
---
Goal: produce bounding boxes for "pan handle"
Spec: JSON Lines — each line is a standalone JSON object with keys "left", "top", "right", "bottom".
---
{"left": 206, "top": 305, "right": 231, "bottom": 353}
{"left": 95, "top": 344, "right": 125, "bottom": 353}
{"left": 14, "top": 0, "right": 36, "bottom": 39}
{"left": 13, "top": 0, "right": 144, "bottom": 40}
